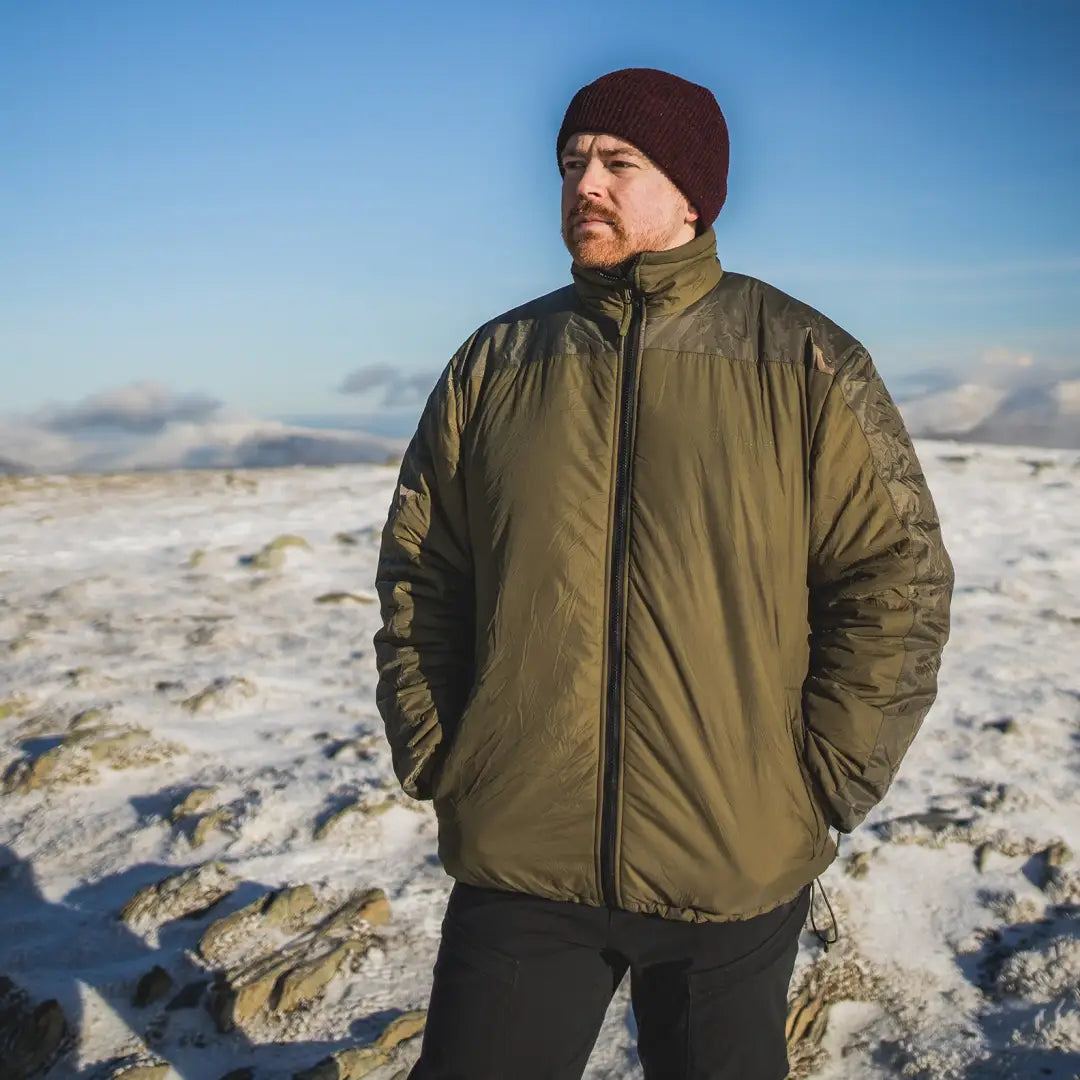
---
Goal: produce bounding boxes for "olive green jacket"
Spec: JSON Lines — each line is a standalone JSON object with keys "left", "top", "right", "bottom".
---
{"left": 372, "top": 228, "right": 953, "bottom": 922}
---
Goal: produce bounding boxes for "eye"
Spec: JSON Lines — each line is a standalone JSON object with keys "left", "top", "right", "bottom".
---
{"left": 609, "top": 159, "right": 636, "bottom": 170}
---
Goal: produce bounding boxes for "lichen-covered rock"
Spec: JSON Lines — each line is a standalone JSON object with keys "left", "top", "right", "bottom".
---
{"left": 189, "top": 808, "right": 233, "bottom": 849}
{"left": 199, "top": 885, "right": 321, "bottom": 965}
{"left": 0, "top": 695, "right": 30, "bottom": 721}
{"left": 292, "top": 1011, "right": 426, "bottom": 1080}
{"left": 785, "top": 982, "right": 829, "bottom": 1052}
{"left": 314, "top": 800, "right": 395, "bottom": 841}
{"left": 844, "top": 851, "right": 873, "bottom": 879}
{"left": 110, "top": 1064, "right": 170, "bottom": 1080}
{"left": 0, "top": 977, "right": 69, "bottom": 1080}
{"left": 263, "top": 884, "right": 319, "bottom": 926}
{"left": 119, "top": 862, "right": 238, "bottom": 929}
{"left": 169, "top": 787, "right": 217, "bottom": 823}
{"left": 376, "top": 1011, "right": 426, "bottom": 1049}
{"left": 67, "top": 707, "right": 109, "bottom": 731}
{"left": 293, "top": 1046, "right": 386, "bottom": 1080}
{"left": 245, "top": 534, "right": 311, "bottom": 570}
{"left": 3, "top": 726, "right": 180, "bottom": 795}
{"left": 206, "top": 888, "right": 390, "bottom": 1032}
{"left": 1037, "top": 840, "right": 1073, "bottom": 890}
{"left": 181, "top": 677, "right": 257, "bottom": 714}
{"left": 272, "top": 940, "right": 360, "bottom": 1013}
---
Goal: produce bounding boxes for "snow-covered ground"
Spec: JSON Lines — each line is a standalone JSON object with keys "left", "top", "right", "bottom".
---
{"left": 1, "top": 441, "right": 1078, "bottom": 1079}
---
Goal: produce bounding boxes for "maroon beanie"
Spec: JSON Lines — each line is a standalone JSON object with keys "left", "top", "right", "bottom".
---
{"left": 557, "top": 68, "right": 730, "bottom": 229}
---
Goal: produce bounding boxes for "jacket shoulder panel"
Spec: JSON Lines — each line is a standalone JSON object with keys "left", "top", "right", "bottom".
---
{"left": 660, "top": 272, "right": 865, "bottom": 374}
{"left": 457, "top": 286, "right": 611, "bottom": 383}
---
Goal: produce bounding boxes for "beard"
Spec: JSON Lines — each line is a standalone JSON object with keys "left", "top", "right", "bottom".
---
{"left": 561, "top": 199, "right": 635, "bottom": 269}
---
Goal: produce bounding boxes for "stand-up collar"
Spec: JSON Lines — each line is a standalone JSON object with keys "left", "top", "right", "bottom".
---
{"left": 571, "top": 226, "right": 723, "bottom": 323}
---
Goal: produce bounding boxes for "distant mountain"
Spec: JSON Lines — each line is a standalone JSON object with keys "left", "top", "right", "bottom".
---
{"left": 0, "top": 418, "right": 407, "bottom": 476}
{"left": 898, "top": 378, "right": 1080, "bottom": 449}
{"left": 0, "top": 455, "right": 30, "bottom": 475}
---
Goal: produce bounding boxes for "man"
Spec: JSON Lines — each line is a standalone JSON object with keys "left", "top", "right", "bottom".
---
{"left": 373, "top": 68, "right": 953, "bottom": 1079}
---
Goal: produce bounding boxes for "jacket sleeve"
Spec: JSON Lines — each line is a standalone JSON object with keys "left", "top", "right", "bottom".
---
{"left": 802, "top": 346, "right": 954, "bottom": 833}
{"left": 372, "top": 352, "right": 474, "bottom": 800}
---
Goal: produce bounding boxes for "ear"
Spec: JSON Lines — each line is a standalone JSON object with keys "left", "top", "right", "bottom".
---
{"left": 685, "top": 201, "right": 700, "bottom": 226}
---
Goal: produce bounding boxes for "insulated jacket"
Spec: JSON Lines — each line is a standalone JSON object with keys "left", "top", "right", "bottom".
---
{"left": 372, "top": 227, "right": 954, "bottom": 923}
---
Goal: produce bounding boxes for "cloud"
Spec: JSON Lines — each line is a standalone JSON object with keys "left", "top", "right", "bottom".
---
{"left": 2, "top": 382, "right": 405, "bottom": 475}
{"left": 39, "top": 381, "right": 224, "bottom": 435}
{"left": 338, "top": 364, "right": 436, "bottom": 408}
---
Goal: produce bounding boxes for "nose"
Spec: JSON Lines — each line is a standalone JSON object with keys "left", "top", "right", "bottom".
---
{"left": 569, "top": 157, "right": 606, "bottom": 201}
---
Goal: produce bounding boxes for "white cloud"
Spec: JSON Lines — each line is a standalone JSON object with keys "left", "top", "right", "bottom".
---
{"left": 338, "top": 364, "right": 436, "bottom": 408}
{"left": 37, "top": 381, "right": 224, "bottom": 435}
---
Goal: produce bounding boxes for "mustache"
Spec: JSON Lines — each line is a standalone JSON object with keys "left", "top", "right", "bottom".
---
{"left": 567, "top": 199, "right": 621, "bottom": 228}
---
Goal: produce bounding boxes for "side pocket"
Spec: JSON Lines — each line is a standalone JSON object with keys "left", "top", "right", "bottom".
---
{"left": 785, "top": 689, "right": 824, "bottom": 857}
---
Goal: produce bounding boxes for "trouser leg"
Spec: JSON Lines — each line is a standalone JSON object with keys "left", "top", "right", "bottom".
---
{"left": 409, "top": 881, "right": 625, "bottom": 1080}
{"left": 626, "top": 884, "right": 811, "bottom": 1080}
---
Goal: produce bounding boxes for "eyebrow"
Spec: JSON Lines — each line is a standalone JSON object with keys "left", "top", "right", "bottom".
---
{"left": 561, "top": 145, "right": 646, "bottom": 162}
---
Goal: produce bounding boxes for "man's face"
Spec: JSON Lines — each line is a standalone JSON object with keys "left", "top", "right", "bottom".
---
{"left": 560, "top": 132, "right": 699, "bottom": 269}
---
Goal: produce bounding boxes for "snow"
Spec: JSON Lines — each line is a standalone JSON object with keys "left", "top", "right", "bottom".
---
{"left": 1, "top": 441, "right": 1079, "bottom": 1079}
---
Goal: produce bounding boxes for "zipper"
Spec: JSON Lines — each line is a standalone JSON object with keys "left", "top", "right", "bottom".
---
{"left": 600, "top": 285, "right": 645, "bottom": 907}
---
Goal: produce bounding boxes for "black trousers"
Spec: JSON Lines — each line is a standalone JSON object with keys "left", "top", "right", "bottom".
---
{"left": 408, "top": 880, "right": 811, "bottom": 1080}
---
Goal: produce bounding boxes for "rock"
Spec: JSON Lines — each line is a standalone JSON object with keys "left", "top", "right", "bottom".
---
{"left": 982, "top": 717, "right": 1018, "bottom": 735}
{"left": 314, "top": 592, "right": 376, "bottom": 605}
{"left": 200, "top": 885, "right": 321, "bottom": 964}
{"left": 974, "top": 842, "right": 992, "bottom": 872}
{"left": 325, "top": 737, "right": 377, "bottom": 762}
{"left": 272, "top": 941, "right": 359, "bottom": 1013}
{"left": 181, "top": 677, "right": 257, "bottom": 714}
{"left": 333, "top": 532, "right": 359, "bottom": 546}
{"left": 170, "top": 787, "right": 217, "bottom": 823}
{"left": 187, "top": 549, "right": 206, "bottom": 568}
{"left": 3, "top": 725, "right": 181, "bottom": 796}
{"left": 785, "top": 982, "right": 829, "bottom": 1053}
{"left": 0, "top": 979, "right": 68, "bottom": 1080}
{"left": 189, "top": 808, "right": 233, "bottom": 849}
{"left": 294, "top": 1047, "right": 386, "bottom": 1080}
{"left": 133, "top": 966, "right": 174, "bottom": 1008}
{"left": 0, "top": 695, "right": 30, "bottom": 721}
{"left": 110, "top": 1065, "right": 170, "bottom": 1080}
{"left": 1037, "top": 841, "right": 1073, "bottom": 890}
{"left": 206, "top": 888, "right": 389, "bottom": 1032}
{"left": 844, "top": 851, "right": 873, "bottom": 879}
{"left": 292, "top": 1012, "right": 425, "bottom": 1080}
{"left": 67, "top": 707, "right": 109, "bottom": 731}
{"left": 264, "top": 884, "right": 319, "bottom": 926}
{"left": 375, "top": 1011, "right": 426, "bottom": 1049}
{"left": 119, "top": 862, "right": 238, "bottom": 929}
{"left": 314, "top": 800, "right": 395, "bottom": 841}
{"left": 244, "top": 534, "right": 311, "bottom": 570}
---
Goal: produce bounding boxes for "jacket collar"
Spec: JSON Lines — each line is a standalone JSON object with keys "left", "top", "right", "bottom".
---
{"left": 571, "top": 226, "right": 723, "bottom": 323}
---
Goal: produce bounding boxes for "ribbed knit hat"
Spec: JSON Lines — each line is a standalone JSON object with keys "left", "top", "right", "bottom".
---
{"left": 557, "top": 68, "right": 729, "bottom": 229}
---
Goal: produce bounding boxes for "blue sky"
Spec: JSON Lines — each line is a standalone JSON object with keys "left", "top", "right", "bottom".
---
{"left": 2, "top": 0, "right": 1078, "bottom": 426}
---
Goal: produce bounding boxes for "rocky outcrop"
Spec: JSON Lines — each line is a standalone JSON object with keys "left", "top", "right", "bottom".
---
{"left": 0, "top": 977, "right": 68, "bottom": 1080}
{"left": 119, "top": 862, "right": 238, "bottom": 930}
{"left": 206, "top": 888, "right": 391, "bottom": 1033}
{"left": 293, "top": 1010, "right": 426, "bottom": 1080}
{"left": 242, "top": 534, "right": 311, "bottom": 571}
{"left": 3, "top": 723, "right": 182, "bottom": 795}
{"left": 180, "top": 677, "right": 257, "bottom": 714}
